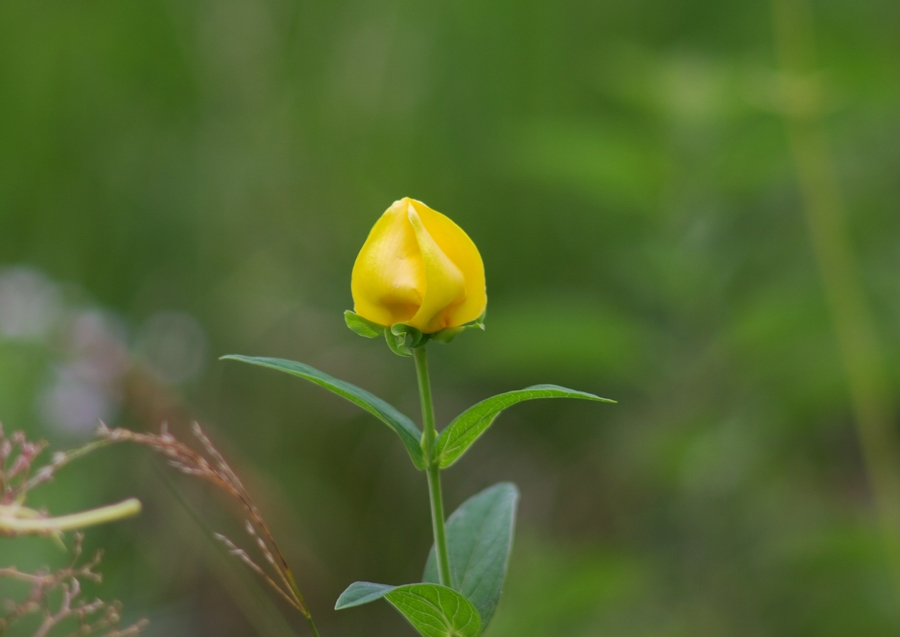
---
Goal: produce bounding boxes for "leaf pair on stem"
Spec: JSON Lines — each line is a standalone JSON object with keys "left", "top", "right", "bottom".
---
{"left": 224, "top": 354, "right": 613, "bottom": 636}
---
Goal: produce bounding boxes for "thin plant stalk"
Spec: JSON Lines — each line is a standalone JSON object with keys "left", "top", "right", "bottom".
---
{"left": 0, "top": 498, "right": 141, "bottom": 534}
{"left": 22, "top": 437, "right": 115, "bottom": 493}
{"left": 153, "top": 464, "right": 304, "bottom": 637}
{"left": 771, "top": 0, "right": 900, "bottom": 595}
{"left": 100, "top": 423, "right": 323, "bottom": 637}
{"left": 413, "top": 346, "right": 453, "bottom": 588}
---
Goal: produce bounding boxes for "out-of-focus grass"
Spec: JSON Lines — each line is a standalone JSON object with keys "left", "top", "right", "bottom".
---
{"left": 2, "top": 0, "right": 900, "bottom": 634}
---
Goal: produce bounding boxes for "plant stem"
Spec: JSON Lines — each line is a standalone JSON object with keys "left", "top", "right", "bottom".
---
{"left": 771, "top": 0, "right": 900, "bottom": 597}
{"left": 0, "top": 498, "right": 141, "bottom": 534}
{"left": 286, "top": 571, "right": 321, "bottom": 637}
{"left": 413, "top": 346, "right": 453, "bottom": 588}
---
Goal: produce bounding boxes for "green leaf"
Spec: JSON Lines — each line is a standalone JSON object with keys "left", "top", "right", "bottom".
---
{"left": 335, "top": 582, "right": 482, "bottom": 637}
{"left": 423, "top": 482, "right": 519, "bottom": 628}
{"left": 434, "top": 385, "right": 615, "bottom": 468}
{"left": 388, "top": 584, "right": 482, "bottom": 637}
{"left": 221, "top": 355, "right": 426, "bottom": 470}
{"left": 334, "top": 581, "right": 396, "bottom": 609}
{"left": 344, "top": 310, "right": 384, "bottom": 338}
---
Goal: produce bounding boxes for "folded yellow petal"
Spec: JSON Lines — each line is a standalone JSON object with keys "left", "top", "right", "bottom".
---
{"left": 351, "top": 201, "right": 425, "bottom": 326}
{"left": 408, "top": 199, "right": 486, "bottom": 328}
{"left": 406, "top": 204, "right": 466, "bottom": 333}
{"left": 350, "top": 197, "right": 486, "bottom": 335}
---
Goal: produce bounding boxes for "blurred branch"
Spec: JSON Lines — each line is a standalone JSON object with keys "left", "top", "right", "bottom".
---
{"left": 152, "top": 462, "right": 303, "bottom": 637}
{"left": 0, "top": 427, "right": 147, "bottom": 633}
{"left": 116, "top": 367, "right": 324, "bottom": 636}
{"left": 772, "top": 0, "right": 900, "bottom": 593}
{"left": 22, "top": 438, "right": 116, "bottom": 494}
{"left": 0, "top": 499, "right": 140, "bottom": 535}
{"left": 0, "top": 533, "right": 148, "bottom": 636}
{"left": 98, "top": 423, "right": 321, "bottom": 637}
{"left": 0, "top": 426, "right": 139, "bottom": 538}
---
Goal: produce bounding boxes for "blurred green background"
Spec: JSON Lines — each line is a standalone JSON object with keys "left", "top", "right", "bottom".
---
{"left": 1, "top": 0, "right": 899, "bottom": 635}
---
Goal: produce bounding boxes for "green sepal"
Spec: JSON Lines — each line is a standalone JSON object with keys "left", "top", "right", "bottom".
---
{"left": 429, "top": 326, "right": 466, "bottom": 344}
{"left": 344, "top": 310, "right": 384, "bottom": 338}
{"left": 434, "top": 385, "right": 615, "bottom": 468}
{"left": 335, "top": 581, "right": 482, "bottom": 637}
{"left": 221, "top": 355, "right": 426, "bottom": 469}
{"left": 385, "top": 329, "right": 414, "bottom": 357}
{"left": 423, "top": 482, "right": 519, "bottom": 629}
{"left": 385, "top": 323, "right": 430, "bottom": 357}
{"left": 430, "top": 312, "right": 486, "bottom": 345}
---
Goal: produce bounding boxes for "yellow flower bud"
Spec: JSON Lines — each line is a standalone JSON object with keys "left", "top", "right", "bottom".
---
{"left": 351, "top": 198, "right": 486, "bottom": 334}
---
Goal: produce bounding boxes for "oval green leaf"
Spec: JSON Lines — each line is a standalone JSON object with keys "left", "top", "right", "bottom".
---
{"left": 386, "top": 584, "right": 482, "bottom": 637}
{"left": 221, "top": 355, "right": 425, "bottom": 469}
{"left": 423, "top": 482, "right": 518, "bottom": 628}
{"left": 335, "top": 581, "right": 481, "bottom": 637}
{"left": 434, "top": 385, "right": 614, "bottom": 468}
{"left": 334, "top": 581, "right": 396, "bottom": 609}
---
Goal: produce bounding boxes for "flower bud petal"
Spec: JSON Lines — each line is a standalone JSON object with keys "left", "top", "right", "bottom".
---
{"left": 351, "top": 197, "right": 486, "bottom": 335}
{"left": 351, "top": 202, "right": 425, "bottom": 327}
{"left": 407, "top": 199, "right": 486, "bottom": 329}
{"left": 406, "top": 205, "right": 466, "bottom": 333}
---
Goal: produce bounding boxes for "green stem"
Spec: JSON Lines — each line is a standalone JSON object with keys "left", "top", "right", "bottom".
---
{"left": 0, "top": 498, "right": 141, "bottom": 534}
{"left": 413, "top": 346, "right": 453, "bottom": 589}
{"left": 285, "top": 570, "right": 321, "bottom": 636}
{"left": 771, "top": 0, "right": 900, "bottom": 598}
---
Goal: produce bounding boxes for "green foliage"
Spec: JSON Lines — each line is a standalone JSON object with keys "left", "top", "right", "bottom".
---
{"left": 226, "top": 352, "right": 609, "bottom": 633}
{"left": 334, "top": 581, "right": 397, "bottom": 609}
{"left": 220, "top": 355, "right": 426, "bottom": 470}
{"left": 4, "top": 0, "right": 899, "bottom": 632}
{"left": 345, "top": 311, "right": 486, "bottom": 353}
{"left": 434, "top": 386, "right": 615, "bottom": 468}
{"left": 430, "top": 313, "right": 487, "bottom": 345}
{"left": 344, "top": 310, "right": 383, "bottom": 339}
{"left": 336, "top": 582, "right": 481, "bottom": 637}
{"left": 385, "top": 323, "right": 429, "bottom": 357}
{"left": 385, "top": 584, "right": 482, "bottom": 637}
{"left": 423, "top": 483, "right": 519, "bottom": 628}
